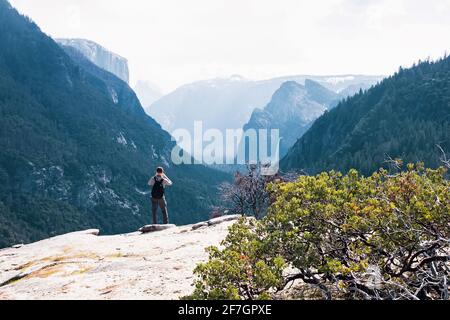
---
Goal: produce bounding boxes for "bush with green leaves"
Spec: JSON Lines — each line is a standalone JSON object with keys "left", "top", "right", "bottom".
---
{"left": 186, "top": 164, "right": 450, "bottom": 300}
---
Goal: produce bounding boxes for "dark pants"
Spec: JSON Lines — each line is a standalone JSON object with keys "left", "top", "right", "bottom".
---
{"left": 152, "top": 197, "right": 169, "bottom": 225}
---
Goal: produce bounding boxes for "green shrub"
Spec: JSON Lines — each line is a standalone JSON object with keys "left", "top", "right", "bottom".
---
{"left": 187, "top": 164, "right": 450, "bottom": 300}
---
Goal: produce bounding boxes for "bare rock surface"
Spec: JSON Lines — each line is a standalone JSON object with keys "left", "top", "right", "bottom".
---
{"left": 191, "top": 215, "right": 243, "bottom": 231}
{"left": 0, "top": 219, "right": 238, "bottom": 300}
{"left": 207, "top": 215, "right": 242, "bottom": 226}
{"left": 191, "top": 222, "right": 209, "bottom": 231}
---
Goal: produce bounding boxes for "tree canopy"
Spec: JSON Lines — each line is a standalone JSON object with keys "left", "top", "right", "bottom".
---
{"left": 187, "top": 164, "right": 450, "bottom": 300}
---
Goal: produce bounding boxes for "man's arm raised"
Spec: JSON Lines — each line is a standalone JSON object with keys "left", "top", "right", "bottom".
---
{"left": 163, "top": 174, "right": 173, "bottom": 186}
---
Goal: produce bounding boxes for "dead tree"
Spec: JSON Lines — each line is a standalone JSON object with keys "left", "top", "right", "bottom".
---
{"left": 220, "top": 164, "right": 299, "bottom": 219}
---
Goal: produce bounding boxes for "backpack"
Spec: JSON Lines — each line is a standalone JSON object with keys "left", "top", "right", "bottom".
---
{"left": 151, "top": 176, "right": 165, "bottom": 199}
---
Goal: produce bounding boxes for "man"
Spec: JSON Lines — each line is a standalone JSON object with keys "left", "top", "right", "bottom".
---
{"left": 148, "top": 167, "right": 173, "bottom": 225}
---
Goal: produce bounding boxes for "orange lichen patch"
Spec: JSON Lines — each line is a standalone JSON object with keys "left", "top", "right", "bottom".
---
{"left": 62, "top": 246, "right": 73, "bottom": 254}
{"left": 14, "top": 260, "right": 36, "bottom": 271}
{"left": 66, "top": 266, "right": 94, "bottom": 276}
{"left": 0, "top": 292, "right": 10, "bottom": 299}
{"left": 20, "top": 262, "right": 93, "bottom": 281}
{"left": 14, "top": 252, "right": 100, "bottom": 273}
{"left": 105, "top": 252, "right": 140, "bottom": 259}
{"left": 41, "top": 252, "right": 101, "bottom": 263}
{"left": 23, "top": 263, "right": 64, "bottom": 279}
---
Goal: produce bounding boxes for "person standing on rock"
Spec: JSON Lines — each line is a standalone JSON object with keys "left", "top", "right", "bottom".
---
{"left": 148, "top": 167, "right": 173, "bottom": 225}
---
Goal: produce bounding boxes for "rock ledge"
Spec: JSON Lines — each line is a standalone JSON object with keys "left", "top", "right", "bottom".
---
{"left": 0, "top": 218, "right": 239, "bottom": 300}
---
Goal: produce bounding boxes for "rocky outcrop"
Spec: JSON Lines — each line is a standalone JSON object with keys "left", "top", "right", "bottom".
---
{"left": 0, "top": 217, "right": 240, "bottom": 300}
{"left": 56, "top": 38, "right": 130, "bottom": 84}
{"left": 139, "top": 224, "right": 176, "bottom": 233}
{"left": 191, "top": 214, "right": 242, "bottom": 230}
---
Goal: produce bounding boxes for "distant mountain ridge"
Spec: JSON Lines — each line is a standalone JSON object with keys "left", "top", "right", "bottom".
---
{"left": 281, "top": 56, "right": 450, "bottom": 175}
{"left": 148, "top": 74, "right": 383, "bottom": 155}
{"left": 56, "top": 38, "right": 130, "bottom": 84}
{"left": 243, "top": 80, "right": 340, "bottom": 158}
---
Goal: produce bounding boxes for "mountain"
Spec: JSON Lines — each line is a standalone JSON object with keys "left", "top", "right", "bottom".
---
{"left": 147, "top": 75, "right": 383, "bottom": 156}
{"left": 304, "top": 79, "right": 342, "bottom": 106}
{"left": 56, "top": 38, "right": 130, "bottom": 84}
{"left": 281, "top": 56, "right": 450, "bottom": 176}
{"left": 134, "top": 80, "right": 163, "bottom": 110}
{"left": 58, "top": 44, "right": 144, "bottom": 117}
{"left": 148, "top": 75, "right": 267, "bottom": 137}
{"left": 243, "top": 80, "right": 340, "bottom": 158}
{"left": 0, "top": 0, "right": 229, "bottom": 248}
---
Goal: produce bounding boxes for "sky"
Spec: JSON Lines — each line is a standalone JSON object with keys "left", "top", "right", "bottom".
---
{"left": 9, "top": 0, "right": 450, "bottom": 93}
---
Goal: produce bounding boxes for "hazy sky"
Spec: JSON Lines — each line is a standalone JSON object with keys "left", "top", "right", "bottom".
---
{"left": 9, "top": 0, "right": 450, "bottom": 93}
